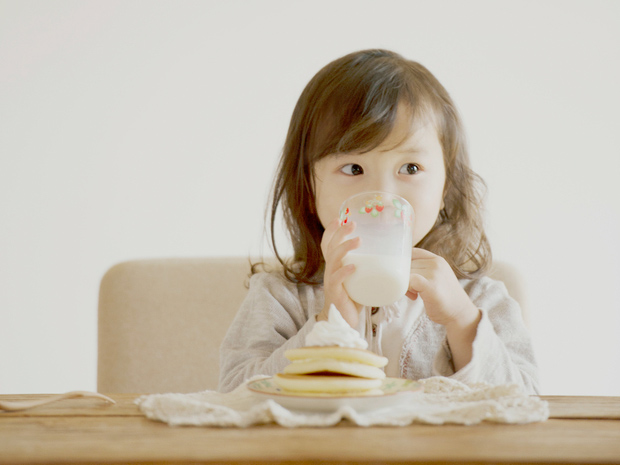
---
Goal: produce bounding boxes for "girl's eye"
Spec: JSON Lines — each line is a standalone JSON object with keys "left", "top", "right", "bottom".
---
{"left": 399, "top": 163, "right": 420, "bottom": 175}
{"left": 341, "top": 164, "right": 364, "bottom": 176}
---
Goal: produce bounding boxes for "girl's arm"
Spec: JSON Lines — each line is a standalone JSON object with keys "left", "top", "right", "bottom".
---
{"left": 217, "top": 272, "right": 319, "bottom": 392}
{"left": 316, "top": 218, "right": 363, "bottom": 327}
{"left": 407, "top": 249, "right": 539, "bottom": 393}
{"left": 443, "top": 306, "right": 482, "bottom": 371}
{"left": 407, "top": 248, "right": 483, "bottom": 370}
{"left": 438, "top": 276, "right": 539, "bottom": 393}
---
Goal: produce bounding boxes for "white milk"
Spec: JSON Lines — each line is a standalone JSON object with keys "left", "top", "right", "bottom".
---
{"left": 342, "top": 253, "right": 410, "bottom": 307}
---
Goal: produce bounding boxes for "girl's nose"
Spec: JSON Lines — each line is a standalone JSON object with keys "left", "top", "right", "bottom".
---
{"left": 369, "top": 175, "right": 396, "bottom": 194}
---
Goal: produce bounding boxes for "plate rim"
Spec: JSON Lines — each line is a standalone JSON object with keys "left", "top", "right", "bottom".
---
{"left": 247, "top": 376, "right": 422, "bottom": 400}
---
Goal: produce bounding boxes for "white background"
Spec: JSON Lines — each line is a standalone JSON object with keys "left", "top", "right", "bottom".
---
{"left": 1, "top": 0, "right": 619, "bottom": 395}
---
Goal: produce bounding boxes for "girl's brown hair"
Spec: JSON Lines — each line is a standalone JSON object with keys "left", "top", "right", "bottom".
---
{"left": 263, "top": 49, "right": 491, "bottom": 284}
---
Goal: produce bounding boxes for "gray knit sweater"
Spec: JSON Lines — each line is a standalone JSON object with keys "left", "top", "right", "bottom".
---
{"left": 218, "top": 271, "right": 540, "bottom": 394}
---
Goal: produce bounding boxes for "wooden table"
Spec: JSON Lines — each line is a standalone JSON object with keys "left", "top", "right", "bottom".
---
{"left": 1, "top": 394, "right": 619, "bottom": 464}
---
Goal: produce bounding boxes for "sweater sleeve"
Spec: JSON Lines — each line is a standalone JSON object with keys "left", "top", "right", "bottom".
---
{"left": 432, "top": 277, "right": 540, "bottom": 394}
{"left": 217, "top": 272, "right": 319, "bottom": 392}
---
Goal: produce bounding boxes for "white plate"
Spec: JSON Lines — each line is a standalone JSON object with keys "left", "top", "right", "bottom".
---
{"left": 247, "top": 377, "right": 423, "bottom": 412}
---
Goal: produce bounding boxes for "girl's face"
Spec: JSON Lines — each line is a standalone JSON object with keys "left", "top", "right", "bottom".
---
{"left": 313, "top": 105, "right": 446, "bottom": 247}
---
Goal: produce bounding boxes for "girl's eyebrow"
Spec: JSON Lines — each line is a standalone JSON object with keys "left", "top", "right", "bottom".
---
{"left": 389, "top": 146, "right": 426, "bottom": 156}
{"left": 328, "top": 151, "right": 364, "bottom": 159}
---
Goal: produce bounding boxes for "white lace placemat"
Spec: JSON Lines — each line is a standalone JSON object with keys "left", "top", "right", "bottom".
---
{"left": 135, "top": 376, "right": 549, "bottom": 428}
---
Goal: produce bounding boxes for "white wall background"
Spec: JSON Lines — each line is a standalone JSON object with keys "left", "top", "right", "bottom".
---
{"left": 1, "top": 0, "right": 619, "bottom": 395}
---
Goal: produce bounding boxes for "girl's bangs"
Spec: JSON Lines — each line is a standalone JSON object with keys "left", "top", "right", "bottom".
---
{"left": 308, "top": 80, "right": 439, "bottom": 162}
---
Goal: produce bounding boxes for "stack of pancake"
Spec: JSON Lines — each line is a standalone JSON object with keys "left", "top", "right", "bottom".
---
{"left": 273, "top": 346, "right": 389, "bottom": 394}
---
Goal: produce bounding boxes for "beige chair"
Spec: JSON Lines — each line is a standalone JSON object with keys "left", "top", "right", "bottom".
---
{"left": 97, "top": 257, "right": 526, "bottom": 394}
{"left": 97, "top": 257, "right": 254, "bottom": 394}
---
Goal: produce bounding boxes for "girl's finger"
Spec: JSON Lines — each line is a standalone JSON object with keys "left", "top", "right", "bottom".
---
{"left": 323, "top": 220, "right": 357, "bottom": 256}
{"left": 328, "top": 236, "right": 361, "bottom": 264}
{"left": 331, "top": 220, "right": 356, "bottom": 245}
{"left": 408, "top": 273, "right": 430, "bottom": 296}
{"left": 320, "top": 218, "right": 341, "bottom": 252}
{"left": 410, "top": 247, "right": 439, "bottom": 259}
{"left": 409, "top": 258, "right": 438, "bottom": 275}
{"left": 321, "top": 218, "right": 355, "bottom": 255}
{"left": 328, "top": 262, "right": 356, "bottom": 287}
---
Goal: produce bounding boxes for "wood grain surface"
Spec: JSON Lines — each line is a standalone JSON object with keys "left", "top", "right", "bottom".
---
{"left": 1, "top": 394, "right": 619, "bottom": 464}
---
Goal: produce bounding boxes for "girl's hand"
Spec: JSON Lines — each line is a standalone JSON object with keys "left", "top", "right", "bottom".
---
{"left": 407, "top": 248, "right": 481, "bottom": 370}
{"left": 407, "top": 248, "right": 477, "bottom": 326}
{"left": 317, "top": 218, "right": 363, "bottom": 328}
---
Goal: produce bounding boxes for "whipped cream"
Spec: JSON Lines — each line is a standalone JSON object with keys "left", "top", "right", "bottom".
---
{"left": 306, "top": 304, "right": 368, "bottom": 349}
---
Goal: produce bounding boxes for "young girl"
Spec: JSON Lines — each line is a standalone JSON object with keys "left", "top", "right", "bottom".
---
{"left": 218, "top": 49, "right": 539, "bottom": 394}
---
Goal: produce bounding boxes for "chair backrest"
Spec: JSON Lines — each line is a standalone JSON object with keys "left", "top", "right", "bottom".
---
{"left": 488, "top": 260, "right": 529, "bottom": 326}
{"left": 98, "top": 257, "right": 254, "bottom": 394}
{"left": 97, "top": 257, "right": 526, "bottom": 394}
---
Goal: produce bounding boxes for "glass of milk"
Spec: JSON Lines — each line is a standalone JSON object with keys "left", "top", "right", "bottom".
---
{"left": 340, "top": 191, "right": 414, "bottom": 307}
